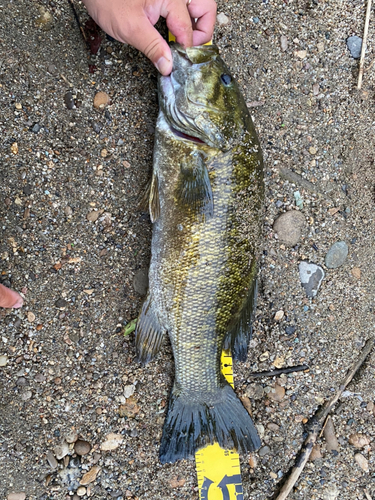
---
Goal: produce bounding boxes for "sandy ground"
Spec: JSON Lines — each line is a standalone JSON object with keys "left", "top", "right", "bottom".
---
{"left": 0, "top": 0, "right": 374, "bottom": 499}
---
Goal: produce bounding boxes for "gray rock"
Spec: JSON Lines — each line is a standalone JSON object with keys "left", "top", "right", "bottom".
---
{"left": 46, "top": 450, "right": 58, "bottom": 469}
{"left": 7, "top": 493, "right": 26, "bottom": 500}
{"left": 55, "top": 298, "right": 68, "bottom": 308}
{"left": 133, "top": 269, "right": 149, "bottom": 295}
{"left": 273, "top": 210, "right": 305, "bottom": 246}
{"left": 64, "top": 91, "right": 75, "bottom": 110}
{"left": 54, "top": 441, "right": 70, "bottom": 460}
{"left": 74, "top": 440, "right": 91, "bottom": 456}
{"left": 0, "top": 355, "right": 8, "bottom": 367}
{"left": 31, "top": 123, "right": 41, "bottom": 133}
{"left": 325, "top": 241, "right": 348, "bottom": 269}
{"left": 258, "top": 445, "right": 271, "bottom": 457}
{"left": 346, "top": 36, "right": 362, "bottom": 59}
{"left": 299, "top": 261, "right": 325, "bottom": 298}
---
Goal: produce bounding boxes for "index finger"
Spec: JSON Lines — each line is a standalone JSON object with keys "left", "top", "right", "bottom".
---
{"left": 163, "top": 0, "right": 193, "bottom": 47}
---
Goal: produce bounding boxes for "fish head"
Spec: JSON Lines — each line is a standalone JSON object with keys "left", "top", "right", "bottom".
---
{"left": 159, "top": 44, "right": 249, "bottom": 151}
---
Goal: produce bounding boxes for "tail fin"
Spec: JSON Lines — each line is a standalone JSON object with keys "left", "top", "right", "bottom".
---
{"left": 159, "top": 382, "right": 261, "bottom": 464}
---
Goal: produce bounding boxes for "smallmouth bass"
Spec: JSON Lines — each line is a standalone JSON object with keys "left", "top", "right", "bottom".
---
{"left": 135, "top": 43, "right": 264, "bottom": 463}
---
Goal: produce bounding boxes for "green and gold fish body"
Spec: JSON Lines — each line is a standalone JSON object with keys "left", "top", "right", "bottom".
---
{"left": 135, "top": 44, "right": 264, "bottom": 463}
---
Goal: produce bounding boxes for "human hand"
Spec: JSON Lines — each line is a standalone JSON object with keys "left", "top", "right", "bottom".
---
{"left": 0, "top": 284, "right": 23, "bottom": 309}
{"left": 82, "top": 0, "right": 217, "bottom": 75}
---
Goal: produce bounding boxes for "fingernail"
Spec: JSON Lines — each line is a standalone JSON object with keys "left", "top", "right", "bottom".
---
{"left": 12, "top": 296, "right": 24, "bottom": 308}
{"left": 155, "top": 56, "right": 171, "bottom": 76}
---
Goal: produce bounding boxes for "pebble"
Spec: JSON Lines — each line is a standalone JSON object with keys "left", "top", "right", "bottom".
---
{"left": 267, "top": 384, "right": 285, "bottom": 402}
{"left": 351, "top": 267, "right": 361, "bottom": 279}
{"left": 34, "top": 373, "right": 46, "bottom": 382}
{"left": 64, "top": 92, "right": 75, "bottom": 110}
{"left": 346, "top": 36, "right": 362, "bottom": 58}
{"left": 273, "top": 210, "right": 305, "bottom": 246}
{"left": 27, "top": 311, "right": 35, "bottom": 322}
{"left": 309, "top": 444, "right": 322, "bottom": 461}
{"left": 258, "top": 445, "right": 271, "bottom": 457}
{"left": 100, "top": 433, "right": 124, "bottom": 451}
{"left": 31, "top": 123, "right": 41, "bottom": 133}
{"left": 74, "top": 440, "right": 91, "bottom": 456}
{"left": 259, "top": 351, "right": 269, "bottom": 362}
{"left": 348, "top": 433, "right": 370, "bottom": 448}
{"left": 240, "top": 396, "right": 252, "bottom": 415}
{"left": 124, "top": 384, "right": 135, "bottom": 399}
{"left": 23, "top": 185, "right": 32, "bottom": 196}
{"left": 298, "top": 261, "right": 325, "bottom": 298}
{"left": 216, "top": 12, "right": 230, "bottom": 26}
{"left": 76, "top": 486, "right": 86, "bottom": 497}
{"left": 119, "top": 396, "right": 140, "bottom": 418}
{"left": 46, "top": 450, "right": 58, "bottom": 469}
{"left": 295, "top": 50, "right": 307, "bottom": 59}
{"left": 55, "top": 298, "right": 68, "bottom": 309}
{"left": 54, "top": 441, "right": 70, "bottom": 460}
{"left": 280, "top": 35, "right": 288, "bottom": 51}
{"left": 7, "top": 494, "right": 26, "bottom": 500}
{"left": 15, "top": 102, "right": 22, "bottom": 110}
{"left": 309, "top": 146, "right": 317, "bottom": 155}
{"left": 169, "top": 476, "right": 186, "bottom": 488}
{"left": 80, "top": 465, "right": 101, "bottom": 485}
{"left": 274, "top": 310, "right": 284, "bottom": 321}
{"left": 245, "top": 384, "right": 264, "bottom": 400}
{"left": 285, "top": 325, "right": 296, "bottom": 335}
{"left": 21, "top": 390, "right": 32, "bottom": 401}
{"left": 267, "top": 423, "right": 280, "bottom": 432}
{"left": 0, "top": 355, "right": 8, "bottom": 367}
{"left": 93, "top": 92, "right": 110, "bottom": 110}
{"left": 64, "top": 206, "right": 73, "bottom": 217}
{"left": 133, "top": 269, "right": 149, "bottom": 295}
{"left": 11, "top": 142, "right": 18, "bottom": 155}
{"left": 65, "top": 430, "right": 78, "bottom": 444}
{"left": 92, "top": 121, "right": 102, "bottom": 134}
{"left": 87, "top": 210, "right": 101, "bottom": 222}
{"left": 354, "top": 453, "right": 369, "bottom": 472}
{"left": 323, "top": 417, "right": 339, "bottom": 451}
{"left": 325, "top": 241, "right": 348, "bottom": 269}
{"left": 322, "top": 484, "right": 338, "bottom": 500}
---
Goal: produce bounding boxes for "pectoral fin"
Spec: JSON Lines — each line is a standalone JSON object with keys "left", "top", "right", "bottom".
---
{"left": 175, "top": 152, "right": 213, "bottom": 218}
{"left": 135, "top": 294, "right": 165, "bottom": 364}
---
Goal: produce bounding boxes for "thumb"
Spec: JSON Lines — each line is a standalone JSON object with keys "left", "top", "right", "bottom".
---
{"left": 129, "top": 20, "right": 172, "bottom": 75}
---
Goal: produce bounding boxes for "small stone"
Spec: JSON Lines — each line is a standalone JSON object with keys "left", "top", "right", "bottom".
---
{"left": 74, "top": 440, "right": 91, "bottom": 456}
{"left": 270, "top": 471, "right": 278, "bottom": 479}
{"left": 274, "top": 310, "right": 284, "bottom": 321}
{"left": 323, "top": 484, "right": 339, "bottom": 500}
{"left": 285, "top": 325, "right": 296, "bottom": 335}
{"left": 347, "top": 36, "right": 362, "bottom": 59}
{"left": 267, "top": 423, "right": 280, "bottom": 432}
{"left": 54, "top": 441, "right": 70, "bottom": 460}
{"left": 55, "top": 298, "right": 68, "bottom": 309}
{"left": 11, "top": 143, "right": 18, "bottom": 155}
{"left": 169, "top": 476, "right": 186, "bottom": 488}
{"left": 76, "top": 486, "right": 87, "bottom": 497}
{"left": 100, "top": 433, "right": 123, "bottom": 451}
{"left": 273, "top": 356, "right": 285, "bottom": 368}
{"left": 34, "top": 373, "right": 46, "bottom": 382}
{"left": 65, "top": 430, "right": 78, "bottom": 443}
{"left": 325, "top": 241, "right": 348, "bottom": 269}
{"left": 351, "top": 267, "right": 361, "bottom": 279}
{"left": 31, "top": 123, "right": 41, "bottom": 133}
{"left": 268, "top": 384, "right": 285, "bottom": 402}
{"left": 124, "top": 384, "right": 135, "bottom": 399}
{"left": 255, "top": 424, "right": 265, "bottom": 438}
{"left": 245, "top": 384, "right": 264, "bottom": 400}
{"left": 240, "top": 396, "right": 252, "bottom": 415}
{"left": 273, "top": 210, "right": 305, "bottom": 246}
{"left": 317, "top": 41, "right": 325, "bottom": 53}
{"left": 119, "top": 396, "right": 140, "bottom": 418}
{"left": 64, "top": 92, "right": 75, "bottom": 110}
{"left": 0, "top": 355, "right": 8, "bottom": 367}
{"left": 348, "top": 433, "right": 370, "bottom": 448}
{"left": 27, "top": 311, "right": 36, "bottom": 322}
{"left": 259, "top": 351, "right": 269, "bottom": 362}
{"left": 313, "top": 83, "right": 320, "bottom": 96}
{"left": 64, "top": 206, "right": 73, "bottom": 216}
{"left": 87, "top": 210, "right": 101, "bottom": 222}
{"left": 354, "top": 453, "right": 369, "bottom": 472}
{"left": 21, "top": 390, "right": 32, "bottom": 401}
{"left": 80, "top": 465, "right": 101, "bottom": 485}
{"left": 280, "top": 35, "right": 288, "bottom": 51}
{"left": 366, "top": 401, "right": 374, "bottom": 412}
{"left": 93, "top": 91, "right": 110, "bottom": 110}
{"left": 309, "top": 146, "right": 317, "bottom": 155}
{"left": 299, "top": 261, "right": 325, "bottom": 298}
{"left": 258, "top": 445, "right": 271, "bottom": 457}
{"left": 15, "top": 102, "right": 22, "bottom": 110}
{"left": 216, "top": 12, "right": 230, "bottom": 26}
{"left": 295, "top": 50, "right": 307, "bottom": 59}
{"left": 133, "top": 269, "right": 149, "bottom": 295}
{"left": 309, "top": 444, "right": 322, "bottom": 461}
{"left": 100, "top": 149, "right": 108, "bottom": 158}
{"left": 92, "top": 122, "right": 102, "bottom": 134}
{"left": 46, "top": 450, "right": 58, "bottom": 468}
{"left": 7, "top": 494, "right": 26, "bottom": 500}
{"left": 17, "top": 377, "right": 27, "bottom": 386}
{"left": 35, "top": 7, "right": 53, "bottom": 30}
{"left": 248, "top": 453, "right": 257, "bottom": 468}
{"left": 324, "top": 417, "right": 339, "bottom": 451}
{"left": 23, "top": 185, "right": 32, "bottom": 196}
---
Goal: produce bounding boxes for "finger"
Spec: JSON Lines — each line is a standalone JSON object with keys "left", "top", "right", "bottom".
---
{"left": 127, "top": 20, "right": 173, "bottom": 75}
{"left": 0, "top": 284, "right": 23, "bottom": 308}
{"left": 189, "top": 0, "right": 217, "bottom": 45}
{"left": 164, "top": 0, "right": 193, "bottom": 47}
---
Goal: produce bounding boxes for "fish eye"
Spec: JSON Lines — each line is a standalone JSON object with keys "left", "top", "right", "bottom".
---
{"left": 220, "top": 74, "right": 232, "bottom": 86}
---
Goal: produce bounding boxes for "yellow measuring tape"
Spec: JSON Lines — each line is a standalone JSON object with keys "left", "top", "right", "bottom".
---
{"left": 195, "top": 350, "right": 243, "bottom": 500}
{"left": 167, "top": 31, "right": 243, "bottom": 500}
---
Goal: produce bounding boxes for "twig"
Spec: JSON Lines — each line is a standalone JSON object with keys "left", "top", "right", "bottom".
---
{"left": 247, "top": 365, "right": 309, "bottom": 379}
{"left": 275, "top": 337, "right": 374, "bottom": 500}
{"left": 357, "top": 0, "right": 373, "bottom": 89}
{"left": 67, "top": 0, "right": 88, "bottom": 43}
{"left": 363, "top": 488, "right": 372, "bottom": 500}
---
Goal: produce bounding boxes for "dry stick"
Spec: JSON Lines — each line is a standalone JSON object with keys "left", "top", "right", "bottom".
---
{"left": 275, "top": 337, "right": 375, "bottom": 500}
{"left": 67, "top": 0, "right": 88, "bottom": 43}
{"left": 357, "top": 0, "right": 373, "bottom": 89}
{"left": 247, "top": 365, "right": 309, "bottom": 379}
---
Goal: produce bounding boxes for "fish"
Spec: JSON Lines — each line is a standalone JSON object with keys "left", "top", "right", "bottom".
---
{"left": 135, "top": 43, "right": 264, "bottom": 464}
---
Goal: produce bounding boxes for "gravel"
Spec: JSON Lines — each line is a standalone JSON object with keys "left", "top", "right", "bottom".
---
{"left": 1, "top": 0, "right": 374, "bottom": 499}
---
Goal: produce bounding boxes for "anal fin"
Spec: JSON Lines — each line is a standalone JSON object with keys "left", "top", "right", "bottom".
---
{"left": 135, "top": 294, "right": 165, "bottom": 364}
